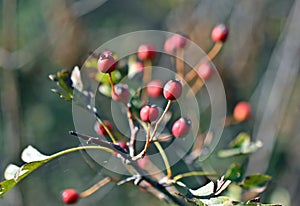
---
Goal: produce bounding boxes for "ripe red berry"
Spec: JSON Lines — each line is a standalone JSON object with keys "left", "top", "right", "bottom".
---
{"left": 95, "top": 120, "right": 113, "bottom": 136}
{"left": 172, "top": 117, "right": 191, "bottom": 138}
{"left": 197, "top": 63, "right": 213, "bottom": 80}
{"left": 211, "top": 24, "right": 229, "bottom": 42}
{"left": 112, "top": 83, "right": 130, "bottom": 103}
{"left": 137, "top": 44, "right": 156, "bottom": 60}
{"left": 62, "top": 189, "right": 79, "bottom": 204}
{"left": 140, "top": 105, "right": 160, "bottom": 123}
{"left": 98, "top": 51, "right": 117, "bottom": 73}
{"left": 147, "top": 80, "right": 163, "bottom": 98}
{"left": 163, "top": 80, "right": 182, "bottom": 100}
{"left": 118, "top": 141, "right": 129, "bottom": 152}
{"left": 164, "top": 33, "right": 188, "bottom": 53}
{"left": 233, "top": 101, "right": 251, "bottom": 122}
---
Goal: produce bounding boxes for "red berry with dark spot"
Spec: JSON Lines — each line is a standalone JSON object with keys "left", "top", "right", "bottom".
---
{"left": 197, "top": 63, "right": 213, "bottom": 80}
{"left": 147, "top": 80, "right": 163, "bottom": 98}
{"left": 62, "top": 189, "right": 79, "bottom": 204}
{"left": 112, "top": 83, "right": 130, "bottom": 103}
{"left": 95, "top": 120, "right": 113, "bottom": 136}
{"left": 163, "top": 80, "right": 182, "bottom": 100}
{"left": 211, "top": 24, "right": 229, "bottom": 42}
{"left": 118, "top": 141, "right": 129, "bottom": 152}
{"left": 98, "top": 51, "right": 117, "bottom": 73}
{"left": 233, "top": 101, "right": 251, "bottom": 122}
{"left": 137, "top": 44, "right": 156, "bottom": 60}
{"left": 172, "top": 117, "right": 191, "bottom": 138}
{"left": 140, "top": 105, "right": 160, "bottom": 123}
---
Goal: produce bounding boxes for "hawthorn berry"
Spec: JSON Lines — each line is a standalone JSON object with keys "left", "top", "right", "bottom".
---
{"left": 147, "top": 80, "right": 163, "bottom": 98}
{"left": 172, "top": 117, "right": 191, "bottom": 138}
{"left": 140, "top": 105, "right": 160, "bottom": 123}
{"left": 118, "top": 141, "right": 129, "bottom": 152}
{"left": 94, "top": 120, "right": 113, "bottom": 136}
{"left": 137, "top": 44, "right": 156, "bottom": 60}
{"left": 62, "top": 189, "right": 79, "bottom": 204}
{"left": 98, "top": 51, "right": 117, "bottom": 73}
{"left": 163, "top": 80, "right": 182, "bottom": 100}
{"left": 211, "top": 24, "right": 229, "bottom": 42}
{"left": 233, "top": 101, "right": 251, "bottom": 122}
{"left": 164, "top": 33, "right": 187, "bottom": 53}
{"left": 112, "top": 83, "right": 130, "bottom": 103}
{"left": 197, "top": 63, "right": 213, "bottom": 80}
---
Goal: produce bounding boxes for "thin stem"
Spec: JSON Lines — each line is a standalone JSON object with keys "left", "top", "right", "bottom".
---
{"left": 80, "top": 177, "right": 112, "bottom": 198}
{"left": 176, "top": 48, "right": 184, "bottom": 78}
{"left": 151, "top": 135, "right": 173, "bottom": 142}
{"left": 172, "top": 171, "right": 218, "bottom": 182}
{"left": 108, "top": 73, "right": 115, "bottom": 95}
{"left": 153, "top": 141, "right": 172, "bottom": 179}
{"left": 150, "top": 100, "right": 172, "bottom": 141}
{"left": 132, "top": 123, "right": 151, "bottom": 160}
{"left": 184, "top": 42, "right": 223, "bottom": 83}
{"left": 207, "top": 42, "right": 223, "bottom": 61}
{"left": 127, "top": 104, "right": 139, "bottom": 157}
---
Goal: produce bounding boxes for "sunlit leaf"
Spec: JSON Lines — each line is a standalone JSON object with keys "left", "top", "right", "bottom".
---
{"left": 4, "top": 164, "right": 20, "bottom": 180}
{"left": 218, "top": 141, "right": 262, "bottom": 158}
{"left": 240, "top": 174, "right": 271, "bottom": 189}
{"left": 21, "top": 145, "right": 50, "bottom": 163}
{"left": 230, "top": 133, "right": 251, "bottom": 148}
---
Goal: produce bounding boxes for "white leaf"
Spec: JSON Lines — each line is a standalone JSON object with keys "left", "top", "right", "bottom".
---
{"left": 21, "top": 145, "right": 49, "bottom": 163}
{"left": 189, "top": 181, "right": 215, "bottom": 197}
{"left": 4, "top": 164, "right": 20, "bottom": 180}
{"left": 71, "top": 66, "right": 83, "bottom": 91}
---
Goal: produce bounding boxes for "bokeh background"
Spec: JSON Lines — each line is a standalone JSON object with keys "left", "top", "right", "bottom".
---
{"left": 0, "top": 0, "right": 299, "bottom": 205}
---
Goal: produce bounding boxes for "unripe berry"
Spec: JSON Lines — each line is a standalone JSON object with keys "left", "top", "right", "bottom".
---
{"left": 140, "top": 105, "right": 159, "bottom": 123}
{"left": 172, "top": 117, "right": 191, "bottom": 138}
{"left": 163, "top": 80, "right": 182, "bottom": 100}
{"left": 147, "top": 80, "right": 163, "bottom": 98}
{"left": 94, "top": 120, "right": 113, "bottom": 136}
{"left": 112, "top": 83, "right": 130, "bottom": 103}
{"left": 211, "top": 24, "right": 229, "bottom": 42}
{"left": 197, "top": 63, "right": 213, "bottom": 80}
{"left": 137, "top": 44, "right": 156, "bottom": 60}
{"left": 98, "top": 51, "right": 117, "bottom": 73}
{"left": 233, "top": 101, "right": 251, "bottom": 122}
{"left": 62, "top": 189, "right": 79, "bottom": 204}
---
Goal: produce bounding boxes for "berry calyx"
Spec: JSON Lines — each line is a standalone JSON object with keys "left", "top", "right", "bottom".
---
{"left": 211, "top": 24, "right": 229, "bottom": 42}
{"left": 62, "top": 189, "right": 79, "bottom": 204}
{"left": 137, "top": 44, "right": 156, "bottom": 60}
{"left": 197, "top": 63, "right": 213, "bottom": 80}
{"left": 112, "top": 83, "right": 130, "bottom": 103}
{"left": 140, "top": 105, "right": 160, "bottom": 123}
{"left": 95, "top": 120, "right": 113, "bottom": 136}
{"left": 164, "top": 33, "right": 188, "bottom": 53}
{"left": 172, "top": 117, "right": 191, "bottom": 138}
{"left": 98, "top": 51, "right": 117, "bottom": 73}
{"left": 233, "top": 101, "right": 251, "bottom": 122}
{"left": 163, "top": 80, "right": 182, "bottom": 100}
{"left": 147, "top": 80, "right": 163, "bottom": 98}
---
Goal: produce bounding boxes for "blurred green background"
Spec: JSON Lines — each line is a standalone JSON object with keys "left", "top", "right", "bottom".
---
{"left": 0, "top": 0, "right": 299, "bottom": 205}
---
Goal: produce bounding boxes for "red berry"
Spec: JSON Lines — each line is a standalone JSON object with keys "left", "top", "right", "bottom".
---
{"left": 172, "top": 117, "right": 191, "bottom": 138}
{"left": 98, "top": 51, "right": 117, "bottom": 73}
{"left": 147, "top": 80, "right": 163, "bottom": 98}
{"left": 163, "top": 80, "right": 182, "bottom": 100}
{"left": 233, "top": 101, "right": 251, "bottom": 122}
{"left": 211, "top": 24, "right": 229, "bottom": 42}
{"left": 140, "top": 105, "right": 160, "bottom": 123}
{"left": 95, "top": 120, "right": 113, "bottom": 136}
{"left": 62, "top": 189, "right": 79, "bottom": 204}
{"left": 112, "top": 83, "right": 130, "bottom": 103}
{"left": 137, "top": 44, "right": 156, "bottom": 60}
{"left": 197, "top": 63, "right": 213, "bottom": 80}
{"left": 164, "top": 33, "right": 188, "bottom": 53}
{"left": 118, "top": 141, "right": 129, "bottom": 152}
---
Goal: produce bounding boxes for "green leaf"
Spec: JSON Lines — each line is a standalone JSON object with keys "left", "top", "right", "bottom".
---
{"left": 240, "top": 174, "right": 271, "bottom": 189}
{"left": 218, "top": 141, "right": 262, "bottom": 158}
{"left": 0, "top": 145, "right": 112, "bottom": 197}
{"left": 230, "top": 133, "right": 251, "bottom": 148}
{"left": 225, "top": 163, "right": 243, "bottom": 182}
